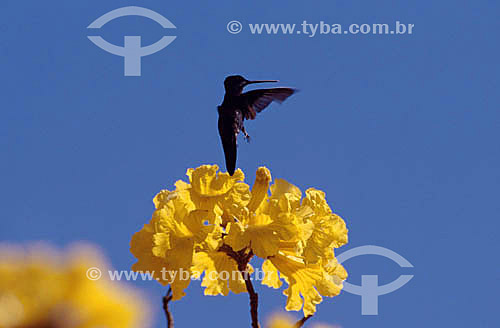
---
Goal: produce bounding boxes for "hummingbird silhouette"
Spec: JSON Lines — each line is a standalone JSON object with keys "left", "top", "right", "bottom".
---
{"left": 217, "top": 75, "right": 296, "bottom": 175}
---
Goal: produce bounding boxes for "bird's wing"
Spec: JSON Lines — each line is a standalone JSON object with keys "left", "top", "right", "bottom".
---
{"left": 242, "top": 88, "right": 296, "bottom": 120}
{"left": 218, "top": 115, "right": 237, "bottom": 175}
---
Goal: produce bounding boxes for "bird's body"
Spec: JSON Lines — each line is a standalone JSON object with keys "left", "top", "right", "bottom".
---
{"left": 217, "top": 75, "right": 296, "bottom": 175}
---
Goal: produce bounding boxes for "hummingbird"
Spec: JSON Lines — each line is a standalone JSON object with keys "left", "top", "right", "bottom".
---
{"left": 217, "top": 75, "right": 296, "bottom": 175}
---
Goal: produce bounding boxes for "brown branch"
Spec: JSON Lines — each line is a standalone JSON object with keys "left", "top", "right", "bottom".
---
{"left": 294, "top": 315, "right": 313, "bottom": 328}
{"left": 162, "top": 287, "right": 174, "bottom": 328}
{"left": 220, "top": 244, "right": 259, "bottom": 328}
{"left": 239, "top": 261, "right": 259, "bottom": 328}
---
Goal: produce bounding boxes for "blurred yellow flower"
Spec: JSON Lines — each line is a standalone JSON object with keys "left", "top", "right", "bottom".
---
{"left": 266, "top": 313, "right": 335, "bottom": 328}
{"left": 0, "top": 244, "right": 146, "bottom": 328}
{"left": 130, "top": 164, "right": 348, "bottom": 315}
{"left": 267, "top": 314, "right": 296, "bottom": 328}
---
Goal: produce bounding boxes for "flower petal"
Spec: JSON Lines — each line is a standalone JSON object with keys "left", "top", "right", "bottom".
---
{"left": 267, "top": 253, "right": 345, "bottom": 316}
{"left": 187, "top": 165, "right": 244, "bottom": 197}
{"left": 248, "top": 167, "right": 272, "bottom": 212}
{"left": 261, "top": 260, "right": 282, "bottom": 289}
{"left": 192, "top": 251, "right": 246, "bottom": 296}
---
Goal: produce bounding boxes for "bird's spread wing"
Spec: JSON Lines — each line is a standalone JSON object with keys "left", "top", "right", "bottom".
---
{"left": 218, "top": 115, "right": 237, "bottom": 175}
{"left": 242, "top": 88, "right": 296, "bottom": 120}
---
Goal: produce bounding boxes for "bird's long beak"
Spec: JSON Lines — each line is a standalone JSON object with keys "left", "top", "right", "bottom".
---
{"left": 245, "top": 80, "right": 278, "bottom": 85}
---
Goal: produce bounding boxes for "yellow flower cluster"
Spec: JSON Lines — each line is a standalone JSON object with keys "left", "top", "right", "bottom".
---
{"left": 130, "top": 165, "right": 348, "bottom": 316}
{"left": 0, "top": 244, "right": 146, "bottom": 328}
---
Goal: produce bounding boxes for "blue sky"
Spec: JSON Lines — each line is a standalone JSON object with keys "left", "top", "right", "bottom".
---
{"left": 1, "top": 0, "right": 499, "bottom": 327}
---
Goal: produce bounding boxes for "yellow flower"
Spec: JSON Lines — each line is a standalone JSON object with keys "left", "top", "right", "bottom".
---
{"left": 262, "top": 253, "right": 346, "bottom": 316}
{"left": 130, "top": 164, "right": 348, "bottom": 315}
{"left": 0, "top": 244, "right": 146, "bottom": 328}
{"left": 131, "top": 165, "right": 248, "bottom": 300}
{"left": 185, "top": 165, "right": 250, "bottom": 222}
{"left": 266, "top": 313, "right": 335, "bottom": 328}
{"left": 191, "top": 251, "right": 249, "bottom": 296}
{"left": 301, "top": 189, "right": 348, "bottom": 264}
{"left": 267, "top": 314, "right": 296, "bottom": 328}
{"left": 225, "top": 168, "right": 300, "bottom": 258}
{"left": 132, "top": 187, "right": 217, "bottom": 300}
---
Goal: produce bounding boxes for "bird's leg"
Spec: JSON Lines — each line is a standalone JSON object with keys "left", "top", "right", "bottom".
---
{"left": 242, "top": 126, "right": 251, "bottom": 143}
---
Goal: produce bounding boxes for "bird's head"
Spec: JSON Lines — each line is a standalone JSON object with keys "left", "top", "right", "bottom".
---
{"left": 224, "top": 75, "right": 278, "bottom": 95}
